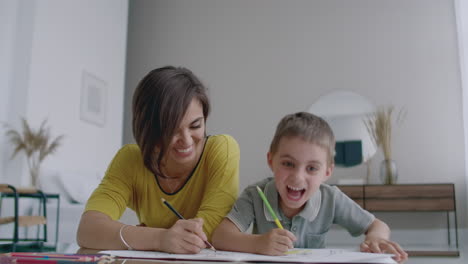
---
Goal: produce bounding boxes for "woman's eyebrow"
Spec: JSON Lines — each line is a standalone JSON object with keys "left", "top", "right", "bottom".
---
{"left": 190, "top": 117, "right": 204, "bottom": 125}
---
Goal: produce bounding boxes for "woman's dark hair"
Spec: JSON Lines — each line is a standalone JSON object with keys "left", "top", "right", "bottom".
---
{"left": 132, "top": 66, "right": 210, "bottom": 177}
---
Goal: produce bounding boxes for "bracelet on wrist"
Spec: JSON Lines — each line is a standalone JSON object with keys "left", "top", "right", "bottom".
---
{"left": 119, "top": 224, "right": 134, "bottom": 250}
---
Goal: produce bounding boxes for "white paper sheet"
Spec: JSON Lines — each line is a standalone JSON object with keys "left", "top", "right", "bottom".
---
{"left": 100, "top": 248, "right": 396, "bottom": 263}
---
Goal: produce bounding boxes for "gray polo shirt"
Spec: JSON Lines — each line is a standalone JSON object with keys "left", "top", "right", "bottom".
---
{"left": 227, "top": 178, "right": 375, "bottom": 248}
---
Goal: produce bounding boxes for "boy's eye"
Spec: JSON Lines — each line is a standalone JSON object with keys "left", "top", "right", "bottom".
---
{"left": 307, "top": 165, "right": 318, "bottom": 172}
{"left": 281, "top": 161, "right": 294, "bottom": 168}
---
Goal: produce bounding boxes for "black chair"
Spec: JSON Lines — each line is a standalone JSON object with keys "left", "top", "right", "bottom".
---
{"left": 0, "top": 184, "right": 48, "bottom": 252}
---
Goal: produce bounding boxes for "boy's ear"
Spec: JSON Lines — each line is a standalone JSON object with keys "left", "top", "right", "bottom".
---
{"left": 267, "top": 152, "right": 274, "bottom": 170}
{"left": 325, "top": 163, "right": 334, "bottom": 179}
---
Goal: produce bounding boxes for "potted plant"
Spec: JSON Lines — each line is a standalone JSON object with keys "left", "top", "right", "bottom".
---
{"left": 4, "top": 118, "right": 64, "bottom": 189}
{"left": 365, "top": 106, "right": 405, "bottom": 184}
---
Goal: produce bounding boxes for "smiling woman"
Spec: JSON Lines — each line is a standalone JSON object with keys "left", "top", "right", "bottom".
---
{"left": 76, "top": 66, "right": 240, "bottom": 254}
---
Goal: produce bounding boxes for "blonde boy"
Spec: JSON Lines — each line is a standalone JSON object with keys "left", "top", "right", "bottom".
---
{"left": 212, "top": 112, "right": 407, "bottom": 263}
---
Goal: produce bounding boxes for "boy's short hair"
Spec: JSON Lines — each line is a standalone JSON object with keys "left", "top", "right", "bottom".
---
{"left": 269, "top": 112, "right": 336, "bottom": 165}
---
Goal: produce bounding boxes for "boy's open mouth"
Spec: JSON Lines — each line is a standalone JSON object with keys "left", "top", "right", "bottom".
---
{"left": 286, "top": 185, "right": 305, "bottom": 201}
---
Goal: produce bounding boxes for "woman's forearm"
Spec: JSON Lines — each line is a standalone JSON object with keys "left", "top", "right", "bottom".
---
{"left": 77, "top": 210, "right": 164, "bottom": 250}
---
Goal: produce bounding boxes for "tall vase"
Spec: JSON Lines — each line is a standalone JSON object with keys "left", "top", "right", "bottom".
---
{"left": 29, "top": 166, "right": 41, "bottom": 189}
{"left": 379, "top": 159, "right": 398, "bottom": 185}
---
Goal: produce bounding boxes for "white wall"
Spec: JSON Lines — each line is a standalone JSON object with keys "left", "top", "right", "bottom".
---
{"left": 124, "top": 0, "right": 466, "bottom": 262}
{"left": 0, "top": 0, "right": 128, "bottom": 244}
{"left": 0, "top": 0, "right": 128, "bottom": 186}
{"left": 0, "top": 0, "right": 34, "bottom": 187}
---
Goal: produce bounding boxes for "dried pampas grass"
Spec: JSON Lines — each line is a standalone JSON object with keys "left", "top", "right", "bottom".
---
{"left": 3, "top": 118, "right": 64, "bottom": 188}
{"left": 365, "top": 106, "right": 405, "bottom": 184}
{"left": 365, "top": 106, "right": 406, "bottom": 161}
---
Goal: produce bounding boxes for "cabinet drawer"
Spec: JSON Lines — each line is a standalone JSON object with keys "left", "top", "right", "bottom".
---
{"left": 365, "top": 184, "right": 454, "bottom": 199}
{"left": 365, "top": 198, "right": 455, "bottom": 211}
{"left": 365, "top": 184, "right": 455, "bottom": 211}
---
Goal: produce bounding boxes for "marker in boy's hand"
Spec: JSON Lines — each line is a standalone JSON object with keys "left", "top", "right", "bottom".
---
{"left": 255, "top": 185, "right": 296, "bottom": 255}
{"left": 256, "top": 228, "right": 296, "bottom": 256}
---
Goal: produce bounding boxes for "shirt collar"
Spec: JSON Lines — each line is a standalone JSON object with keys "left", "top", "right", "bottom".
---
{"left": 298, "top": 188, "right": 321, "bottom": 222}
{"left": 263, "top": 180, "right": 322, "bottom": 222}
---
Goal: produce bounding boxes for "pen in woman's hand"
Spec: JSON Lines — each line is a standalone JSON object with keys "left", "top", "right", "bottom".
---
{"left": 161, "top": 198, "right": 216, "bottom": 251}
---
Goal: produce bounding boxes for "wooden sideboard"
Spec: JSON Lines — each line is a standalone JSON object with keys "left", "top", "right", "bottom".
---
{"left": 336, "top": 184, "right": 459, "bottom": 257}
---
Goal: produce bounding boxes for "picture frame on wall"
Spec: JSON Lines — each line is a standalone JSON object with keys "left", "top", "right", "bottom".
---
{"left": 80, "top": 71, "right": 107, "bottom": 127}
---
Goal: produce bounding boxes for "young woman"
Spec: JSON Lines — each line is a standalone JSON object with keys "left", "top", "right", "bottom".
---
{"left": 77, "top": 66, "right": 239, "bottom": 254}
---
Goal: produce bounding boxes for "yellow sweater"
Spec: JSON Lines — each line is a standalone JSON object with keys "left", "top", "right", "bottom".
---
{"left": 85, "top": 134, "right": 240, "bottom": 240}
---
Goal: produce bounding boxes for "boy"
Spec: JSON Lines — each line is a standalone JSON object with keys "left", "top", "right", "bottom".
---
{"left": 212, "top": 112, "right": 407, "bottom": 263}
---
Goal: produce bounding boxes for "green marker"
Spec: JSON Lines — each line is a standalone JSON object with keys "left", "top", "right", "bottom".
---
{"left": 256, "top": 186, "right": 284, "bottom": 229}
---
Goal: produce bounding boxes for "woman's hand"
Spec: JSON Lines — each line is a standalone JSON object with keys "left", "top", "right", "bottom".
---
{"left": 254, "top": 228, "right": 296, "bottom": 256}
{"left": 360, "top": 236, "right": 408, "bottom": 263}
{"left": 159, "top": 218, "right": 208, "bottom": 254}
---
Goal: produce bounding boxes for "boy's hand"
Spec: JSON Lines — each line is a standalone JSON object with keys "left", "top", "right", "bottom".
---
{"left": 255, "top": 228, "right": 296, "bottom": 256}
{"left": 360, "top": 237, "right": 408, "bottom": 263}
{"left": 160, "top": 218, "right": 207, "bottom": 254}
